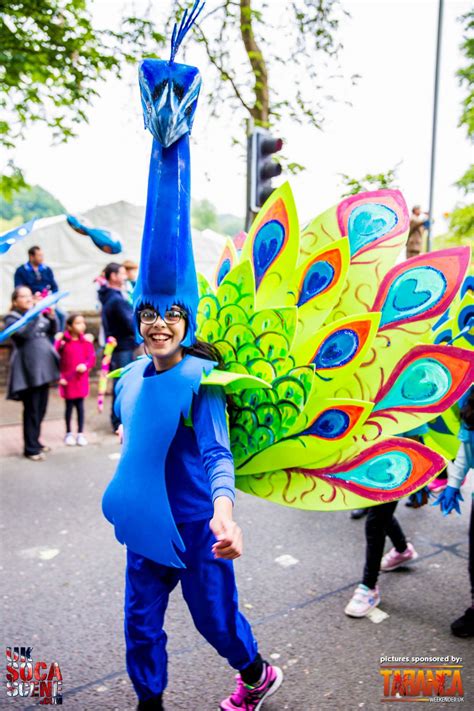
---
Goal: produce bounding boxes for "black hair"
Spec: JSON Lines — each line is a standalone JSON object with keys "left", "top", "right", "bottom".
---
{"left": 66, "top": 313, "right": 84, "bottom": 329}
{"left": 104, "top": 262, "right": 123, "bottom": 281}
{"left": 28, "top": 245, "right": 41, "bottom": 257}
{"left": 183, "top": 340, "right": 225, "bottom": 369}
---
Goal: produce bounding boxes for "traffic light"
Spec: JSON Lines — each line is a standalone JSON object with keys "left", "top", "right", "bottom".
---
{"left": 247, "top": 128, "right": 283, "bottom": 215}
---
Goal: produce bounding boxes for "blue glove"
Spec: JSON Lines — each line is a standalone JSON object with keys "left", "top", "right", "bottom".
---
{"left": 432, "top": 485, "right": 464, "bottom": 516}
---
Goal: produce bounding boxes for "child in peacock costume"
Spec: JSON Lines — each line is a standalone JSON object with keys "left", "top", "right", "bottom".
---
{"left": 102, "top": 5, "right": 282, "bottom": 710}
{"left": 101, "top": 2, "right": 474, "bottom": 709}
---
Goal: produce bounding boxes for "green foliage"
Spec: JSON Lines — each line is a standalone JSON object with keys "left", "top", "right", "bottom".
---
{"left": 448, "top": 203, "right": 474, "bottom": 241}
{"left": 0, "top": 185, "right": 65, "bottom": 221}
{"left": 455, "top": 163, "right": 474, "bottom": 194}
{"left": 0, "top": 0, "right": 166, "bottom": 149}
{"left": 192, "top": 199, "right": 219, "bottom": 232}
{"left": 0, "top": 0, "right": 166, "bottom": 195}
{"left": 457, "top": 9, "right": 474, "bottom": 138}
{"left": 170, "top": 1, "right": 349, "bottom": 130}
{"left": 192, "top": 199, "right": 243, "bottom": 236}
{"left": 0, "top": 162, "right": 28, "bottom": 200}
{"left": 339, "top": 166, "right": 399, "bottom": 197}
{"left": 447, "top": 10, "right": 474, "bottom": 242}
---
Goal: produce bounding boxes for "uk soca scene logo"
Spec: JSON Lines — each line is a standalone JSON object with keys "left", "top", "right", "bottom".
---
{"left": 380, "top": 655, "right": 464, "bottom": 703}
{"left": 6, "top": 647, "right": 63, "bottom": 705}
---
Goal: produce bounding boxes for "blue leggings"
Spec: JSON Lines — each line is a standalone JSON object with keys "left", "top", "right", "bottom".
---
{"left": 124, "top": 519, "right": 258, "bottom": 701}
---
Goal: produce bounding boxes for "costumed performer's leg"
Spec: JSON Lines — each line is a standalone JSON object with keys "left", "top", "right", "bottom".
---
{"left": 178, "top": 519, "right": 258, "bottom": 671}
{"left": 124, "top": 549, "right": 180, "bottom": 702}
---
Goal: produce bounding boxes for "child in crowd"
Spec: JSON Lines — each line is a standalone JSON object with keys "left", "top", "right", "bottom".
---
{"left": 344, "top": 427, "right": 428, "bottom": 618}
{"left": 55, "top": 314, "right": 96, "bottom": 446}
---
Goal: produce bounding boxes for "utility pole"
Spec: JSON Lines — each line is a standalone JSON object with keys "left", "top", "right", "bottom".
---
{"left": 427, "top": 0, "right": 444, "bottom": 252}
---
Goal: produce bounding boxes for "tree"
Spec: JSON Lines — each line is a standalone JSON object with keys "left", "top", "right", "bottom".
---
{"left": 338, "top": 166, "right": 399, "bottom": 197}
{"left": 0, "top": 185, "right": 65, "bottom": 222}
{"left": 448, "top": 9, "right": 473, "bottom": 240}
{"left": 191, "top": 199, "right": 243, "bottom": 236}
{"left": 170, "top": 1, "right": 352, "bottom": 133}
{"left": 0, "top": 0, "right": 165, "bottom": 196}
{"left": 192, "top": 199, "right": 220, "bottom": 231}
{"left": 1, "top": 1, "right": 351, "bottom": 197}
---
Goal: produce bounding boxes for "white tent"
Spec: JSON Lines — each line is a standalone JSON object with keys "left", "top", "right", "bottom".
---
{"left": 0, "top": 202, "right": 226, "bottom": 313}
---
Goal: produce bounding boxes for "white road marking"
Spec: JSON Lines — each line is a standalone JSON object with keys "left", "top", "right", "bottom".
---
{"left": 275, "top": 554, "right": 299, "bottom": 567}
{"left": 18, "top": 546, "right": 60, "bottom": 561}
{"left": 367, "top": 607, "right": 389, "bottom": 623}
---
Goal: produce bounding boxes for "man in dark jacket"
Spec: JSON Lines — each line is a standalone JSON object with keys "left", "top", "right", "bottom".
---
{"left": 98, "top": 262, "right": 137, "bottom": 432}
{"left": 14, "top": 246, "right": 65, "bottom": 330}
{"left": 14, "top": 245, "right": 59, "bottom": 294}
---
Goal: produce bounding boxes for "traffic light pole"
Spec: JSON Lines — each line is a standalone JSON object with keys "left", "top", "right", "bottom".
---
{"left": 245, "top": 120, "right": 257, "bottom": 231}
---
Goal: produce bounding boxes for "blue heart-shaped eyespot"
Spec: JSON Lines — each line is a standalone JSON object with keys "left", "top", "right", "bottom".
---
{"left": 392, "top": 278, "right": 431, "bottom": 311}
{"left": 298, "top": 260, "right": 335, "bottom": 307}
{"left": 374, "top": 358, "right": 452, "bottom": 412}
{"left": 253, "top": 220, "right": 285, "bottom": 285}
{"left": 344, "top": 452, "right": 412, "bottom": 490}
{"left": 348, "top": 203, "right": 398, "bottom": 256}
{"left": 217, "top": 259, "right": 231, "bottom": 286}
{"left": 304, "top": 408, "right": 350, "bottom": 439}
{"left": 379, "top": 266, "right": 447, "bottom": 328}
{"left": 314, "top": 328, "right": 359, "bottom": 369}
{"left": 400, "top": 361, "right": 451, "bottom": 402}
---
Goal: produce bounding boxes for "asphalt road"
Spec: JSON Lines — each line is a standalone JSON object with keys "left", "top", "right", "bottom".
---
{"left": 1, "top": 432, "right": 472, "bottom": 710}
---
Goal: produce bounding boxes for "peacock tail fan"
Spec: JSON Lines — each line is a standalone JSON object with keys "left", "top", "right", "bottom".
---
{"left": 196, "top": 183, "right": 474, "bottom": 510}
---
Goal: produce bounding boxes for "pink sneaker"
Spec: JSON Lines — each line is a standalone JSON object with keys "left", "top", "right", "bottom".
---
{"left": 381, "top": 542, "right": 418, "bottom": 571}
{"left": 220, "top": 663, "right": 283, "bottom": 710}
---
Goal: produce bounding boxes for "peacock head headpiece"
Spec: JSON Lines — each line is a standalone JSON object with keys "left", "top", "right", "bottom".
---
{"left": 133, "top": 1, "right": 205, "bottom": 347}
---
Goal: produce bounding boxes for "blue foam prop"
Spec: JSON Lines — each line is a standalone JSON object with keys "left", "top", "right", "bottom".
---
{"left": 67, "top": 215, "right": 122, "bottom": 254}
{"left": 0, "top": 290, "right": 69, "bottom": 343}
{"left": 0, "top": 219, "right": 36, "bottom": 254}
{"left": 102, "top": 355, "right": 216, "bottom": 567}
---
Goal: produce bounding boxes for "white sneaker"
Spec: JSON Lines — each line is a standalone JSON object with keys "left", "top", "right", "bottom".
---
{"left": 76, "top": 434, "right": 88, "bottom": 446}
{"left": 64, "top": 433, "right": 76, "bottom": 446}
{"left": 345, "top": 584, "right": 380, "bottom": 617}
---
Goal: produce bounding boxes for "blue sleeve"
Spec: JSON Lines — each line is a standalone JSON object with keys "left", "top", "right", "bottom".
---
{"left": 47, "top": 267, "right": 59, "bottom": 293}
{"left": 192, "top": 385, "right": 235, "bottom": 505}
{"left": 14, "top": 266, "right": 26, "bottom": 287}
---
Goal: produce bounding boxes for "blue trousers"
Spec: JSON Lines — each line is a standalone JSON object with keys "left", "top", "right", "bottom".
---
{"left": 124, "top": 519, "right": 259, "bottom": 701}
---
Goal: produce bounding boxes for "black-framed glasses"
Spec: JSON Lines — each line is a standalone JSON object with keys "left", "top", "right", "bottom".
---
{"left": 138, "top": 307, "right": 187, "bottom": 326}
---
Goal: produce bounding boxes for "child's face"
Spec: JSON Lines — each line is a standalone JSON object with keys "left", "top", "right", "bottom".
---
{"left": 69, "top": 316, "right": 86, "bottom": 335}
{"left": 139, "top": 305, "right": 187, "bottom": 366}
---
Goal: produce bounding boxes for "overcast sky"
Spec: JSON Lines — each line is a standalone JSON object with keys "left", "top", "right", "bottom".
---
{"left": 9, "top": 0, "right": 472, "bottom": 234}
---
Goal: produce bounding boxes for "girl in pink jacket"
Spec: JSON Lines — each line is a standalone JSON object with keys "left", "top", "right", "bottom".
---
{"left": 55, "top": 314, "right": 96, "bottom": 446}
